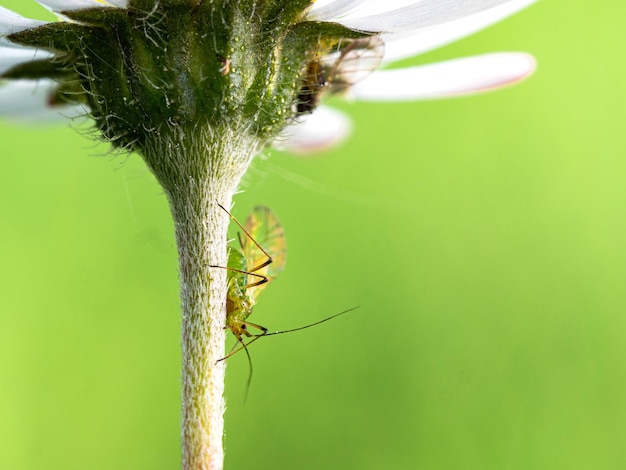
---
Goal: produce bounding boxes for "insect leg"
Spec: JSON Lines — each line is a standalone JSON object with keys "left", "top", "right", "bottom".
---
{"left": 216, "top": 203, "right": 273, "bottom": 274}
{"left": 208, "top": 264, "right": 268, "bottom": 290}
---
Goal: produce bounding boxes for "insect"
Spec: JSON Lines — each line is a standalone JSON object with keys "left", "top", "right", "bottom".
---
{"left": 296, "top": 35, "right": 385, "bottom": 114}
{"left": 214, "top": 203, "right": 287, "bottom": 358}
{"left": 210, "top": 204, "right": 358, "bottom": 391}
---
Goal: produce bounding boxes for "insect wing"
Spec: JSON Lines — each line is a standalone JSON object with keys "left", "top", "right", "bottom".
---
{"left": 323, "top": 35, "right": 385, "bottom": 92}
{"left": 242, "top": 206, "right": 286, "bottom": 301}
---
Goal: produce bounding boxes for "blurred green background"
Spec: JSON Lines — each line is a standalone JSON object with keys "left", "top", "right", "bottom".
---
{"left": 2, "top": 1, "right": 625, "bottom": 469}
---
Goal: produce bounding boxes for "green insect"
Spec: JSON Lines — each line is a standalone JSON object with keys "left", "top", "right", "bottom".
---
{"left": 211, "top": 204, "right": 357, "bottom": 372}
{"left": 215, "top": 203, "right": 287, "bottom": 358}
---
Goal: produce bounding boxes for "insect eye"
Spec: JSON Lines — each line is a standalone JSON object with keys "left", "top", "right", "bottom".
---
{"left": 241, "top": 324, "right": 247, "bottom": 330}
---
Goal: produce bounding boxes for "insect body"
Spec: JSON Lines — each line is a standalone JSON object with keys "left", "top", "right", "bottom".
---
{"left": 296, "top": 35, "right": 385, "bottom": 114}
{"left": 210, "top": 204, "right": 358, "bottom": 399}
{"left": 218, "top": 204, "right": 286, "bottom": 357}
{"left": 211, "top": 204, "right": 357, "bottom": 364}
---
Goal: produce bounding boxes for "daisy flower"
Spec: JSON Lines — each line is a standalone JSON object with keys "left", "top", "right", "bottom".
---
{"left": 0, "top": 2, "right": 536, "bottom": 470}
{"left": 1, "top": 0, "right": 536, "bottom": 152}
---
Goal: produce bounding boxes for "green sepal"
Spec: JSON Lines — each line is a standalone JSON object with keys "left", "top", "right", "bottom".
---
{"left": 8, "top": 22, "right": 96, "bottom": 53}
{"left": 57, "top": 7, "right": 129, "bottom": 27}
{"left": 0, "top": 59, "right": 75, "bottom": 81}
{"left": 50, "top": 81, "right": 90, "bottom": 107}
{"left": 290, "top": 20, "right": 371, "bottom": 42}
{"left": 128, "top": 0, "right": 198, "bottom": 10}
{"left": 262, "top": 0, "right": 316, "bottom": 29}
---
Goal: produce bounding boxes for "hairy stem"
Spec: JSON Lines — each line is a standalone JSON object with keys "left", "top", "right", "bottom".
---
{"left": 174, "top": 192, "right": 229, "bottom": 470}
{"left": 142, "top": 124, "right": 260, "bottom": 470}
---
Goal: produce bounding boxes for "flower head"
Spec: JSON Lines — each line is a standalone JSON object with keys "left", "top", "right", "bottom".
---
{"left": 1, "top": 0, "right": 535, "bottom": 156}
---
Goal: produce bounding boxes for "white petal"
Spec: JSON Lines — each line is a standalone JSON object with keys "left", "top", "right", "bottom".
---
{"left": 0, "top": 79, "right": 56, "bottom": 116}
{"left": 381, "top": 0, "right": 536, "bottom": 63}
{"left": 0, "top": 45, "right": 54, "bottom": 75}
{"left": 338, "top": 0, "right": 525, "bottom": 33}
{"left": 103, "top": 0, "right": 128, "bottom": 6}
{"left": 0, "top": 7, "right": 47, "bottom": 36}
{"left": 0, "top": 38, "right": 21, "bottom": 48}
{"left": 0, "top": 79, "right": 85, "bottom": 123}
{"left": 275, "top": 106, "right": 352, "bottom": 154}
{"left": 341, "top": 0, "right": 427, "bottom": 16}
{"left": 36, "top": 0, "right": 125, "bottom": 10}
{"left": 349, "top": 52, "right": 535, "bottom": 101}
{"left": 308, "top": 0, "right": 375, "bottom": 21}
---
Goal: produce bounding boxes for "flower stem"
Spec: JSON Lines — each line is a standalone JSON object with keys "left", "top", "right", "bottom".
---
{"left": 142, "top": 124, "right": 260, "bottom": 470}
{"left": 174, "top": 193, "right": 229, "bottom": 470}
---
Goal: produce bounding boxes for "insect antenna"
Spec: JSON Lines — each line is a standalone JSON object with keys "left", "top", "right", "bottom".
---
{"left": 261, "top": 306, "right": 359, "bottom": 337}
{"left": 241, "top": 340, "right": 254, "bottom": 403}
{"left": 220, "top": 308, "right": 358, "bottom": 400}
{"left": 219, "top": 334, "right": 257, "bottom": 403}
{"left": 217, "top": 307, "right": 358, "bottom": 362}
